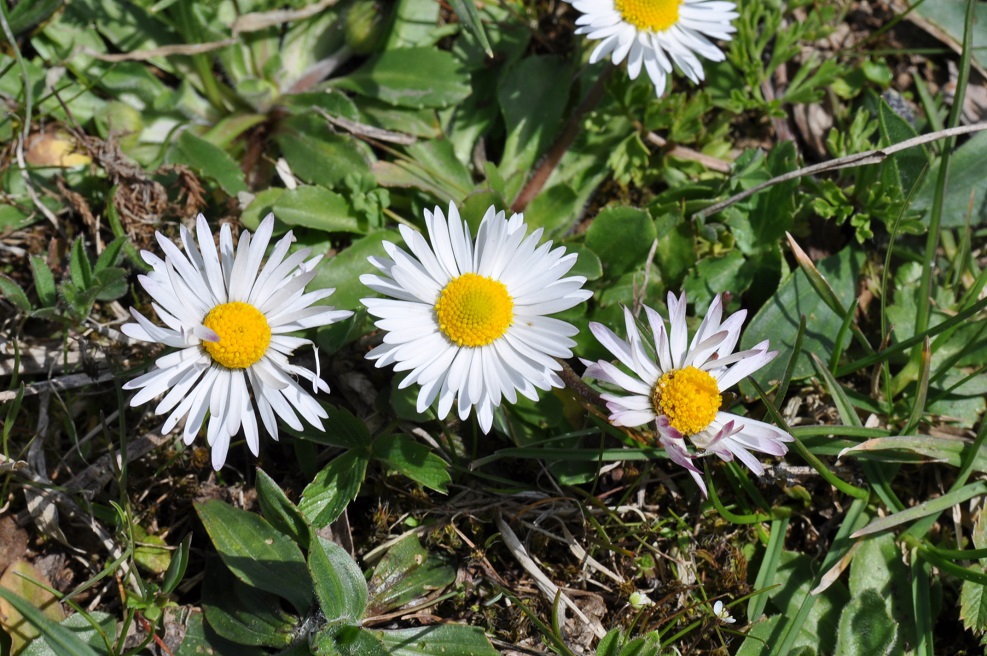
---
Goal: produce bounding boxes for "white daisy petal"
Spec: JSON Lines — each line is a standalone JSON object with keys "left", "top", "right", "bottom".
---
{"left": 362, "top": 202, "right": 589, "bottom": 432}
{"left": 123, "top": 214, "right": 353, "bottom": 469}
{"left": 568, "top": 0, "right": 736, "bottom": 96}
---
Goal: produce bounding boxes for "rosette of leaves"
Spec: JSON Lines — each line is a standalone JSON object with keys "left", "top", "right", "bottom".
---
{"left": 194, "top": 471, "right": 498, "bottom": 655}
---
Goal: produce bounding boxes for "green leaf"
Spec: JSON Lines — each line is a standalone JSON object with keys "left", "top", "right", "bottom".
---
{"left": 273, "top": 186, "right": 363, "bottom": 234}
{"left": 93, "top": 268, "right": 128, "bottom": 301}
{"left": 299, "top": 450, "right": 368, "bottom": 528}
{"left": 565, "top": 244, "right": 603, "bottom": 281}
{"left": 878, "top": 97, "right": 925, "bottom": 194}
{"left": 6, "top": 0, "right": 62, "bottom": 37}
{"left": 0, "top": 274, "right": 31, "bottom": 312}
{"left": 255, "top": 468, "right": 312, "bottom": 549}
{"left": 584, "top": 206, "right": 657, "bottom": 278}
{"left": 912, "top": 130, "right": 987, "bottom": 227}
{"left": 333, "top": 48, "right": 471, "bottom": 108}
{"left": 309, "top": 229, "right": 400, "bottom": 310}
{"left": 834, "top": 589, "right": 899, "bottom": 656}
{"left": 0, "top": 204, "right": 32, "bottom": 231}
{"left": 160, "top": 534, "right": 191, "bottom": 596}
{"left": 19, "top": 612, "right": 116, "bottom": 656}
{"left": 308, "top": 536, "right": 368, "bottom": 623}
{"left": 57, "top": 281, "right": 99, "bottom": 322}
{"left": 92, "top": 236, "right": 127, "bottom": 274}
{"left": 848, "top": 533, "right": 915, "bottom": 648}
{"left": 372, "top": 434, "right": 451, "bottom": 493}
{"left": 170, "top": 130, "right": 248, "bottom": 197}
{"left": 378, "top": 625, "right": 500, "bottom": 656}
{"left": 741, "top": 246, "right": 864, "bottom": 389}
{"left": 911, "top": 0, "right": 987, "bottom": 70}
{"left": 276, "top": 116, "right": 371, "bottom": 188}
{"left": 366, "top": 534, "right": 455, "bottom": 616}
{"left": 195, "top": 500, "right": 313, "bottom": 614}
{"left": 174, "top": 611, "right": 267, "bottom": 656}
{"left": 29, "top": 256, "right": 55, "bottom": 308}
{"left": 385, "top": 0, "right": 442, "bottom": 49}
{"left": 524, "top": 184, "right": 581, "bottom": 238}
{"left": 0, "top": 589, "right": 100, "bottom": 656}
{"left": 69, "top": 238, "right": 93, "bottom": 289}
{"left": 851, "top": 481, "right": 987, "bottom": 539}
{"left": 202, "top": 563, "right": 300, "bottom": 648}
{"left": 682, "top": 250, "right": 750, "bottom": 310}
{"left": 448, "top": 0, "right": 492, "bottom": 56}
{"left": 961, "top": 508, "right": 987, "bottom": 638}
{"left": 312, "top": 624, "right": 389, "bottom": 656}
{"left": 497, "top": 55, "right": 570, "bottom": 181}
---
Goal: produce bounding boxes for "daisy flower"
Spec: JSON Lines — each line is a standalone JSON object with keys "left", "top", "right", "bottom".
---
{"left": 713, "top": 600, "right": 736, "bottom": 624}
{"left": 570, "top": 0, "right": 738, "bottom": 96}
{"left": 122, "top": 214, "right": 352, "bottom": 470}
{"left": 361, "top": 202, "right": 592, "bottom": 433}
{"left": 583, "top": 291, "right": 792, "bottom": 495}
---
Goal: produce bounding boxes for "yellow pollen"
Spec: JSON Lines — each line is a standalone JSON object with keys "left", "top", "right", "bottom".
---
{"left": 615, "top": 0, "right": 682, "bottom": 32}
{"left": 651, "top": 366, "right": 722, "bottom": 436}
{"left": 201, "top": 302, "right": 271, "bottom": 369}
{"left": 434, "top": 273, "right": 514, "bottom": 347}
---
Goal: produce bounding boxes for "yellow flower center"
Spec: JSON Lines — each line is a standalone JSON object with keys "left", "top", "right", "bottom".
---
{"left": 201, "top": 302, "right": 271, "bottom": 369}
{"left": 434, "top": 273, "right": 514, "bottom": 347}
{"left": 615, "top": 0, "right": 682, "bottom": 32}
{"left": 651, "top": 366, "right": 722, "bottom": 436}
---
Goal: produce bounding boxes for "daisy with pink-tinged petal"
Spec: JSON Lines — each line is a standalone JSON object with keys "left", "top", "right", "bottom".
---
{"left": 122, "top": 213, "right": 352, "bottom": 470}
{"left": 583, "top": 291, "right": 792, "bottom": 495}
{"left": 570, "top": 0, "right": 738, "bottom": 97}
{"left": 361, "top": 202, "right": 592, "bottom": 433}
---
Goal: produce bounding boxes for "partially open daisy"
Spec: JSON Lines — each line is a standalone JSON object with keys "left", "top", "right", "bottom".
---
{"left": 361, "top": 202, "right": 592, "bottom": 433}
{"left": 570, "top": 0, "right": 738, "bottom": 96}
{"left": 583, "top": 291, "right": 792, "bottom": 495}
{"left": 122, "top": 214, "right": 352, "bottom": 470}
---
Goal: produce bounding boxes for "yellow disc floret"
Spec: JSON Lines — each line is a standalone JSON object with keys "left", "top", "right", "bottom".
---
{"left": 434, "top": 273, "right": 514, "bottom": 347}
{"left": 201, "top": 302, "right": 271, "bottom": 369}
{"left": 615, "top": 0, "right": 682, "bottom": 32}
{"left": 651, "top": 366, "right": 722, "bottom": 436}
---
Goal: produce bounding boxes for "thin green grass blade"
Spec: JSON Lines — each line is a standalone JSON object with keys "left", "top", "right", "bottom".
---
{"left": 751, "top": 377, "right": 869, "bottom": 499}
{"left": 836, "top": 295, "right": 987, "bottom": 377}
{"left": 0, "top": 588, "right": 101, "bottom": 656}
{"left": 852, "top": 481, "right": 987, "bottom": 539}
{"left": 915, "top": 0, "right": 976, "bottom": 339}
{"left": 786, "top": 233, "right": 873, "bottom": 354}
{"left": 901, "top": 337, "right": 931, "bottom": 436}
{"left": 901, "top": 417, "right": 987, "bottom": 542}
{"left": 828, "top": 297, "right": 858, "bottom": 372}
{"left": 706, "top": 470, "right": 775, "bottom": 524}
{"left": 773, "top": 497, "right": 868, "bottom": 656}
{"left": 911, "top": 549, "right": 934, "bottom": 656}
{"left": 748, "top": 516, "right": 789, "bottom": 621}
{"left": 447, "top": 0, "right": 492, "bottom": 57}
{"left": 772, "top": 314, "right": 804, "bottom": 409}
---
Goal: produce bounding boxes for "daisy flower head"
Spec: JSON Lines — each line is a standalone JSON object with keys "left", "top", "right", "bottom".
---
{"left": 570, "top": 0, "right": 738, "bottom": 96}
{"left": 583, "top": 291, "right": 793, "bottom": 495}
{"left": 360, "top": 202, "right": 592, "bottom": 433}
{"left": 122, "top": 214, "right": 353, "bottom": 470}
{"left": 713, "top": 600, "right": 736, "bottom": 624}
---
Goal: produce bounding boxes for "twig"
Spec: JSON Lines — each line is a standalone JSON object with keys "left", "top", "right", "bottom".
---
{"left": 494, "top": 513, "right": 607, "bottom": 640}
{"left": 696, "top": 122, "right": 987, "bottom": 219}
{"left": 233, "top": 0, "right": 338, "bottom": 34}
{"left": 511, "top": 65, "right": 615, "bottom": 214}
{"left": 80, "top": 40, "right": 237, "bottom": 62}
{"left": 315, "top": 107, "right": 417, "bottom": 145}
{"left": 644, "top": 132, "right": 732, "bottom": 173}
{"left": 0, "top": 372, "right": 114, "bottom": 402}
